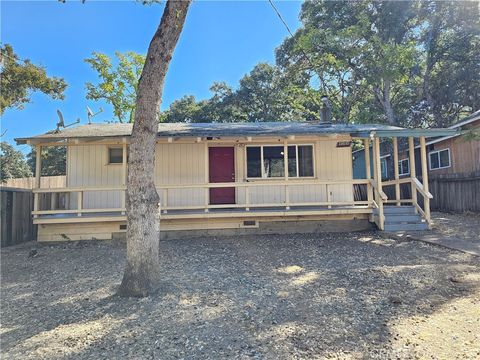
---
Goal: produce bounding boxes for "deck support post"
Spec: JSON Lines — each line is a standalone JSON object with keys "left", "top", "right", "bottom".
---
{"left": 419, "top": 136, "right": 431, "bottom": 227}
{"left": 408, "top": 137, "right": 417, "bottom": 213}
{"left": 121, "top": 139, "right": 127, "bottom": 215}
{"left": 392, "top": 137, "right": 400, "bottom": 206}
{"left": 33, "top": 145, "right": 42, "bottom": 218}
{"left": 363, "top": 139, "right": 373, "bottom": 212}
{"left": 373, "top": 137, "right": 384, "bottom": 230}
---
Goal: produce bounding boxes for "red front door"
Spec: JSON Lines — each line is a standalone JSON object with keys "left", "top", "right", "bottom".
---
{"left": 209, "top": 147, "right": 235, "bottom": 205}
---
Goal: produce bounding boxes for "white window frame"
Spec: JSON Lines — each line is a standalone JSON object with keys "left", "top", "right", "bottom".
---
{"left": 398, "top": 158, "right": 410, "bottom": 176}
{"left": 428, "top": 148, "right": 451, "bottom": 171}
{"left": 245, "top": 144, "right": 315, "bottom": 180}
{"left": 380, "top": 155, "right": 389, "bottom": 179}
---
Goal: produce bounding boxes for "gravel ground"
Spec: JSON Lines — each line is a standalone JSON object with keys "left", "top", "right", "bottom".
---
{"left": 430, "top": 211, "right": 480, "bottom": 244}
{"left": 1, "top": 232, "right": 479, "bottom": 359}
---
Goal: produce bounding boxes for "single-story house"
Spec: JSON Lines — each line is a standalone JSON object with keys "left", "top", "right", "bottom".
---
{"left": 16, "top": 121, "right": 458, "bottom": 240}
{"left": 353, "top": 111, "right": 480, "bottom": 181}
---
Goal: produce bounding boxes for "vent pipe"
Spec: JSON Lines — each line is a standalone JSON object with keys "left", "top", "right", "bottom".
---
{"left": 320, "top": 95, "right": 332, "bottom": 124}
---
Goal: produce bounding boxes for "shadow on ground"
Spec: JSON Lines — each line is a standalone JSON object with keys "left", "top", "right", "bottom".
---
{"left": 1, "top": 232, "right": 479, "bottom": 359}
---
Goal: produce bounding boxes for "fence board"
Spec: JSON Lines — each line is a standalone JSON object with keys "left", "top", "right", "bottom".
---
{"left": 0, "top": 188, "right": 36, "bottom": 247}
{"left": 1, "top": 175, "right": 66, "bottom": 189}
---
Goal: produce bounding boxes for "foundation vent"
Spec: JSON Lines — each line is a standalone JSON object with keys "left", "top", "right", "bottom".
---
{"left": 242, "top": 220, "right": 258, "bottom": 228}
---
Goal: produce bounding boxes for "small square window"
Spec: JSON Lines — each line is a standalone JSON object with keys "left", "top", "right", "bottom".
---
{"left": 108, "top": 147, "right": 123, "bottom": 164}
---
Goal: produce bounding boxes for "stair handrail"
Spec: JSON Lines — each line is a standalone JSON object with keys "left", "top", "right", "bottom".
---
{"left": 369, "top": 179, "right": 388, "bottom": 201}
{"left": 411, "top": 178, "right": 433, "bottom": 199}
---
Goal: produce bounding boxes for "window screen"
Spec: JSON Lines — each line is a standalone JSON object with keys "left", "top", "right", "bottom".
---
{"left": 108, "top": 147, "right": 123, "bottom": 164}
{"left": 262, "top": 146, "right": 284, "bottom": 177}
{"left": 246, "top": 146, "right": 261, "bottom": 177}
{"left": 298, "top": 145, "right": 314, "bottom": 177}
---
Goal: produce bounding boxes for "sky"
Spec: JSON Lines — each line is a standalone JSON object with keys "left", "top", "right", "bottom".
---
{"left": 1, "top": 0, "right": 302, "bottom": 151}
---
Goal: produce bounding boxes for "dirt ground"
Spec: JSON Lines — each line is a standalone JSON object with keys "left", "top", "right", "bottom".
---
{"left": 1, "top": 231, "right": 479, "bottom": 359}
{"left": 430, "top": 211, "right": 480, "bottom": 244}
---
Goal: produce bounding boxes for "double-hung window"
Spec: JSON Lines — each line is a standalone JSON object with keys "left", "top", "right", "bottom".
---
{"left": 246, "top": 145, "right": 314, "bottom": 178}
{"left": 398, "top": 158, "right": 410, "bottom": 176}
{"left": 429, "top": 148, "right": 450, "bottom": 170}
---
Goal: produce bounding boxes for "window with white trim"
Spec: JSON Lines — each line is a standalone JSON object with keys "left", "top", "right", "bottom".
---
{"left": 429, "top": 148, "right": 451, "bottom": 170}
{"left": 288, "top": 145, "right": 314, "bottom": 177}
{"left": 108, "top": 147, "right": 124, "bottom": 164}
{"left": 380, "top": 156, "right": 388, "bottom": 179}
{"left": 398, "top": 158, "right": 410, "bottom": 175}
{"left": 246, "top": 145, "right": 314, "bottom": 178}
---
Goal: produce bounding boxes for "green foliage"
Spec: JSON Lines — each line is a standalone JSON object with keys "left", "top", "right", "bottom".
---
{"left": 275, "top": 0, "right": 480, "bottom": 127}
{"left": 96, "top": 1, "right": 479, "bottom": 127}
{"left": 161, "top": 63, "right": 322, "bottom": 123}
{"left": 85, "top": 51, "right": 145, "bottom": 123}
{"left": 0, "top": 142, "right": 32, "bottom": 181}
{"left": 0, "top": 44, "right": 67, "bottom": 114}
{"left": 27, "top": 146, "right": 66, "bottom": 176}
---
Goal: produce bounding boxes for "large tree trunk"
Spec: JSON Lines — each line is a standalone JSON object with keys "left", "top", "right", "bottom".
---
{"left": 118, "top": 0, "right": 191, "bottom": 298}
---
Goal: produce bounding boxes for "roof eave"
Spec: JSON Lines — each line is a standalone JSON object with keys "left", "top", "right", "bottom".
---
{"left": 353, "top": 128, "right": 463, "bottom": 138}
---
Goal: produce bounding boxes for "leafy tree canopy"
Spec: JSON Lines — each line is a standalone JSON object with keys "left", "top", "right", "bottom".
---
{"left": 0, "top": 44, "right": 67, "bottom": 115}
{"left": 0, "top": 142, "right": 32, "bottom": 181}
{"left": 27, "top": 146, "right": 66, "bottom": 176}
{"left": 275, "top": 0, "right": 480, "bottom": 127}
{"left": 85, "top": 51, "right": 145, "bottom": 123}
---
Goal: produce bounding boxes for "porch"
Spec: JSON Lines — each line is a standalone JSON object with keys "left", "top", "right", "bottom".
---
{"left": 31, "top": 135, "right": 434, "bottom": 232}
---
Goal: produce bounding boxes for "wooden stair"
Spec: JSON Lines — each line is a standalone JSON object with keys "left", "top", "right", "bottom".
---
{"left": 374, "top": 206, "right": 428, "bottom": 232}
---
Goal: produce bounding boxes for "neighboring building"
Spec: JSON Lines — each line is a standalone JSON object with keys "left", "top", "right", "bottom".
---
{"left": 353, "top": 111, "right": 480, "bottom": 180}
{"left": 16, "top": 122, "right": 457, "bottom": 240}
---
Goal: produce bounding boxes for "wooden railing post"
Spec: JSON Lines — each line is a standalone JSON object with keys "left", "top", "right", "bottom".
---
{"left": 204, "top": 188, "right": 209, "bottom": 213}
{"left": 363, "top": 139, "right": 373, "bottom": 207}
{"left": 33, "top": 145, "right": 42, "bottom": 218}
{"left": 392, "top": 137, "right": 400, "bottom": 206}
{"left": 373, "top": 137, "right": 384, "bottom": 230}
{"left": 77, "top": 191, "right": 82, "bottom": 217}
{"left": 326, "top": 184, "right": 332, "bottom": 209}
{"left": 408, "top": 137, "right": 418, "bottom": 212}
{"left": 121, "top": 139, "right": 127, "bottom": 215}
{"left": 419, "top": 136, "right": 431, "bottom": 226}
{"left": 163, "top": 189, "right": 168, "bottom": 214}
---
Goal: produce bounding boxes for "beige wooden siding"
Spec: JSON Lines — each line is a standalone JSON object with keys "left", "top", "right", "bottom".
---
{"left": 66, "top": 138, "right": 353, "bottom": 209}
{"left": 67, "top": 145, "right": 124, "bottom": 209}
{"left": 155, "top": 143, "right": 206, "bottom": 207}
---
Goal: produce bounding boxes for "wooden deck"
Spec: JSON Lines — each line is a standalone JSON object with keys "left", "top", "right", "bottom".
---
{"left": 33, "top": 204, "right": 372, "bottom": 224}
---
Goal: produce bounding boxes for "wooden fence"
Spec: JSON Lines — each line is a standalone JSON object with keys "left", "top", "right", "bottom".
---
{"left": 428, "top": 173, "right": 480, "bottom": 212}
{"left": 0, "top": 188, "right": 36, "bottom": 247}
{"left": 354, "top": 172, "right": 480, "bottom": 213}
{"left": 1, "top": 175, "right": 66, "bottom": 189}
{"left": 0, "top": 176, "right": 66, "bottom": 247}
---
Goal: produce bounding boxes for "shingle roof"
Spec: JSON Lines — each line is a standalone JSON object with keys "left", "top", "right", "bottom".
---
{"left": 15, "top": 121, "right": 460, "bottom": 144}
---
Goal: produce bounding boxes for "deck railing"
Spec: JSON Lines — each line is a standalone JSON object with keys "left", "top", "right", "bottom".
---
{"left": 32, "top": 179, "right": 373, "bottom": 218}
{"left": 381, "top": 177, "right": 433, "bottom": 225}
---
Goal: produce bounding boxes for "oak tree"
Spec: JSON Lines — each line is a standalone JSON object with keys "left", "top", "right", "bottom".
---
{"left": 0, "top": 44, "right": 67, "bottom": 114}
{"left": 118, "top": 0, "right": 191, "bottom": 297}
